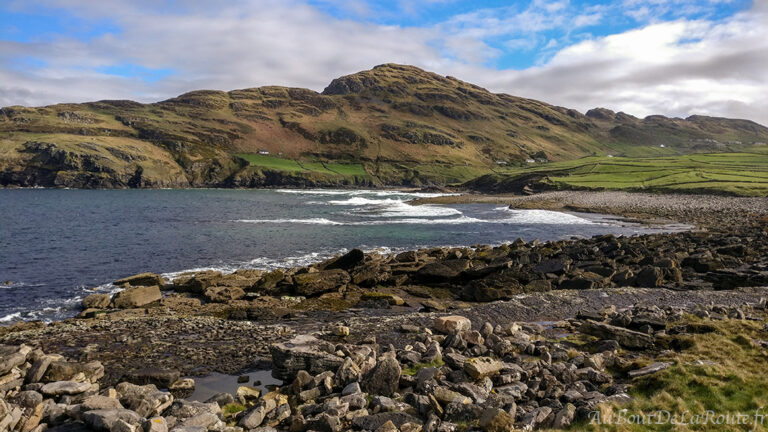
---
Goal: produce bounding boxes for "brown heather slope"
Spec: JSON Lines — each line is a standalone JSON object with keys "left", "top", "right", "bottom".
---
{"left": 1, "top": 63, "right": 767, "bottom": 188}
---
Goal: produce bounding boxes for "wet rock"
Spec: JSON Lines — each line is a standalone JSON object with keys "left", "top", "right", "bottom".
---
{"left": 534, "top": 259, "right": 570, "bottom": 275}
{"left": 113, "top": 286, "right": 162, "bottom": 309}
{"left": 635, "top": 267, "right": 664, "bottom": 288}
{"left": 292, "top": 270, "right": 350, "bottom": 297}
{"left": 82, "top": 294, "right": 111, "bottom": 309}
{"left": 114, "top": 273, "right": 165, "bottom": 287}
{"left": 324, "top": 249, "right": 365, "bottom": 271}
{"left": 416, "top": 260, "right": 470, "bottom": 282}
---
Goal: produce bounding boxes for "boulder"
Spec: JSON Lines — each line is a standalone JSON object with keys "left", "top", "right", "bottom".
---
{"left": 292, "top": 269, "right": 350, "bottom": 297}
{"left": 270, "top": 335, "right": 345, "bottom": 381}
{"left": 363, "top": 356, "right": 401, "bottom": 397}
{"left": 351, "top": 412, "right": 423, "bottom": 431}
{"left": 116, "top": 382, "right": 174, "bottom": 417}
{"left": 112, "top": 286, "right": 162, "bottom": 309}
{"left": 533, "top": 259, "right": 570, "bottom": 275}
{"left": 0, "top": 345, "right": 30, "bottom": 375}
{"left": 25, "top": 356, "right": 52, "bottom": 384}
{"left": 324, "top": 248, "right": 366, "bottom": 271}
{"left": 82, "top": 395, "right": 124, "bottom": 411}
{"left": 434, "top": 316, "right": 471, "bottom": 334}
{"left": 634, "top": 267, "right": 664, "bottom": 288}
{"left": 114, "top": 273, "right": 165, "bottom": 287}
{"left": 416, "top": 259, "right": 470, "bottom": 282}
{"left": 172, "top": 271, "right": 223, "bottom": 294}
{"left": 82, "top": 409, "right": 143, "bottom": 431}
{"left": 479, "top": 408, "right": 516, "bottom": 432}
{"left": 82, "top": 294, "right": 111, "bottom": 309}
{"left": 203, "top": 286, "right": 245, "bottom": 303}
{"left": 44, "top": 360, "right": 104, "bottom": 383}
{"left": 464, "top": 357, "right": 503, "bottom": 380}
{"left": 580, "top": 320, "right": 654, "bottom": 349}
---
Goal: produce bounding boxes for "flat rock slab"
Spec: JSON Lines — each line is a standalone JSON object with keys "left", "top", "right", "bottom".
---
{"left": 628, "top": 362, "right": 672, "bottom": 378}
{"left": 41, "top": 381, "right": 92, "bottom": 396}
{"left": 579, "top": 320, "right": 654, "bottom": 349}
{"left": 122, "top": 368, "right": 180, "bottom": 388}
{"left": 270, "top": 335, "right": 345, "bottom": 381}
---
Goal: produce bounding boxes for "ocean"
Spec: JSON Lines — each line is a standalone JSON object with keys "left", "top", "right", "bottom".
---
{"left": 0, "top": 188, "right": 668, "bottom": 322}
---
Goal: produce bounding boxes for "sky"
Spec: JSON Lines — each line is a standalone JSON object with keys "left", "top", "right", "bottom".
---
{"left": 1, "top": 0, "right": 767, "bottom": 125}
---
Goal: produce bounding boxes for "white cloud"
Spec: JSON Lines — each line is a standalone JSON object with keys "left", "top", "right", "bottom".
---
{"left": 471, "top": 5, "right": 768, "bottom": 124}
{"left": 0, "top": 0, "right": 766, "bottom": 127}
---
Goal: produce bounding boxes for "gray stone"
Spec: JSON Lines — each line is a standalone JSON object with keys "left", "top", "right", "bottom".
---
{"left": 270, "top": 335, "right": 345, "bottom": 381}
{"left": 123, "top": 368, "right": 180, "bottom": 388}
{"left": 363, "top": 356, "right": 401, "bottom": 397}
{"left": 580, "top": 320, "right": 654, "bottom": 349}
{"left": 628, "top": 362, "right": 671, "bottom": 378}
{"left": 82, "top": 409, "right": 143, "bottom": 431}
{"left": 40, "top": 381, "right": 92, "bottom": 396}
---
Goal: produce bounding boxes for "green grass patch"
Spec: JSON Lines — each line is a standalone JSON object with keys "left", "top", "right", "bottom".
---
{"left": 573, "top": 315, "right": 768, "bottom": 431}
{"left": 402, "top": 359, "right": 445, "bottom": 376}
{"left": 489, "top": 148, "right": 768, "bottom": 196}
{"left": 222, "top": 403, "right": 246, "bottom": 415}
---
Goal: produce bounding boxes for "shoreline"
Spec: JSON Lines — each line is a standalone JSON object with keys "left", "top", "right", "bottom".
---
{"left": 2, "top": 190, "right": 767, "bottom": 431}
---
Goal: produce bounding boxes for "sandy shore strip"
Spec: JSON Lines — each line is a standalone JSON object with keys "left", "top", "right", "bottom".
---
{"left": 411, "top": 190, "right": 768, "bottom": 226}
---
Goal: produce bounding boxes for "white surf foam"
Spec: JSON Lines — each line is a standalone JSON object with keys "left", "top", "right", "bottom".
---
{"left": 495, "top": 208, "right": 598, "bottom": 225}
{"left": 277, "top": 189, "right": 457, "bottom": 198}
{"left": 234, "top": 218, "right": 343, "bottom": 225}
{"left": 0, "top": 312, "right": 21, "bottom": 322}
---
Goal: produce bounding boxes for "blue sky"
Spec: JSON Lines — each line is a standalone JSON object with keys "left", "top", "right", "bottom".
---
{"left": 1, "top": 0, "right": 766, "bottom": 124}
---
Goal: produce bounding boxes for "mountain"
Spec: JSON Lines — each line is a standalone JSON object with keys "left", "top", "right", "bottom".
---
{"left": 1, "top": 63, "right": 767, "bottom": 188}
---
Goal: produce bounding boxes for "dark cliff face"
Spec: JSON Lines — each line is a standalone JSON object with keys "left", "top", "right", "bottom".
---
{"left": 2, "top": 63, "right": 767, "bottom": 189}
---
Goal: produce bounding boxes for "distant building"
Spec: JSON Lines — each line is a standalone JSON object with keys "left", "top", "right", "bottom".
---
{"left": 659, "top": 144, "right": 665, "bottom": 148}
{"left": 607, "top": 154, "right": 614, "bottom": 158}
{"left": 525, "top": 159, "right": 536, "bottom": 164}
{"left": 495, "top": 160, "right": 508, "bottom": 165}
{"left": 258, "top": 150, "right": 270, "bottom": 155}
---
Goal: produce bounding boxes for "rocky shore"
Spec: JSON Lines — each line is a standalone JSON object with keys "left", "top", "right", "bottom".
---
{"left": 2, "top": 191, "right": 768, "bottom": 431}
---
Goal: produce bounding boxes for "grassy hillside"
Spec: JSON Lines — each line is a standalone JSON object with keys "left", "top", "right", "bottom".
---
{"left": 1, "top": 63, "right": 767, "bottom": 188}
{"left": 466, "top": 147, "right": 768, "bottom": 197}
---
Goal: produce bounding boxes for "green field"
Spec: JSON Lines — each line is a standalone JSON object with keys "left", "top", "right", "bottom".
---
{"left": 491, "top": 148, "right": 768, "bottom": 197}
{"left": 235, "top": 154, "right": 370, "bottom": 177}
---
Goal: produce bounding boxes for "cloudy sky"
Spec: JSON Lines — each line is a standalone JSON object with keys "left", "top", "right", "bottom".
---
{"left": 1, "top": 0, "right": 767, "bottom": 125}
